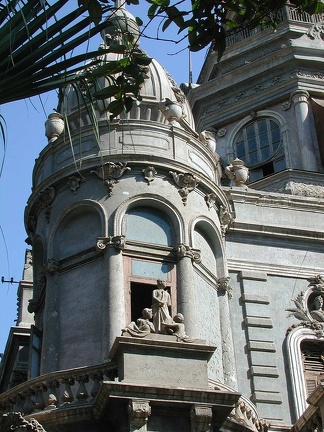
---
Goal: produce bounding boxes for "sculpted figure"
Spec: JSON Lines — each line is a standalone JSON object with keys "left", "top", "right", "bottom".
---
{"left": 163, "top": 313, "right": 194, "bottom": 343}
{"left": 152, "top": 279, "right": 173, "bottom": 333}
{"left": 310, "top": 296, "right": 324, "bottom": 322}
{"left": 122, "top": 308, "right": 155, "bottom": 338}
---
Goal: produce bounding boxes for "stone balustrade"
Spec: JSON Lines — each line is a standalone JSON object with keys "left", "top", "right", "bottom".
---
{"left": 0, "top": 362, "right": 118, "bottom": 417}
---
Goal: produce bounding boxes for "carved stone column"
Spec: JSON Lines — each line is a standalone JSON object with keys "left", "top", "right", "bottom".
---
{"left": 217, "top": 277, "right": 238, "bottom": 391}
{"left": 128, "top": 399, "right": 151, "bottom": 432}
{"left": 98, "top": 236, "right": 126, "bottom": 355}
{"left": 291, "top": 90, "right": 318, "bottom": 171}
{"left": 175, "top": 243, "right": 201, "bottom": 337}
{"left": 190, "top": 405, "right": 212, "bottom": 432}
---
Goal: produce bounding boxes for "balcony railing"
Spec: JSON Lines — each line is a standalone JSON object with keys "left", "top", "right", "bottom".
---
{"left": 0, "top": 362, "right": 118, "bottom": 417}
{"left": 225, "top": 4, "right": 324, "bottom": 47}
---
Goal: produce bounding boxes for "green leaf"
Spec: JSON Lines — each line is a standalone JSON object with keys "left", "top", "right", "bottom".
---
{"left": 87, "top": 0, "right": 102, "bottom": 25}
{"left": 135, "top": 16, "right": 143, "bottom": 26}
{"left": 93, "top": 85, "right": 121, "bottom": 99}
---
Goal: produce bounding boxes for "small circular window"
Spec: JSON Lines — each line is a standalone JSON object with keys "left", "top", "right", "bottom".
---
{"left": 234, "top": 118, "right": 286, "bottom": 181}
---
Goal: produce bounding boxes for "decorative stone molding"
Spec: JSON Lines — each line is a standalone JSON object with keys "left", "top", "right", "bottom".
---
{"left": 169, "top": 171, "right": 198, "bottom": 206}
{"left": 91, "top": 162, "right": 131, "bottom": 196}
{"left": 96, "top": 235, "right": 125, "bottom": 251}
{"left": 217, "top": 128, "right": 227, "bottom": 138}
{"left": 142, "top": 166, "right": 157, "bottom": 185}
{"left": 190, "top": 405, "right": 212, "bottom": 432}
{"left": 35, "top": 187, "right": 55, "bottom": 223}
{"left": 225, "top": 158, "right": 249, "bottom": 187}
{"left": 307, "top": 23, "right": 324, "bottom": 40}
{"left": 286, "top": 275, "right": 324, "bottom": 327}
{"left": 0, "top": 412, "right": 46, "bottom": 431}
{"left": 229, "top": 402, "right": 269, "bottom": 432}
{"left": 285, "top": 181, "right": 324, "bottom": 198}
{"left": 282, "top": 101, "right": 291, "bottom": 111}
{"left": 127, "top": 399, "right": 151, "bottom": 431}
{"left": 217, "top": 277, "right": 233, "bottom": 299}
{"left": 204, "top": 193, "right": 216, "bottom": 210}
{"left": 174, "top": 243, "right": 201, "bottom": 264}
{"left": 26, "top": 216, "right": 37, "bottom": 244}
{"left": 218, "top": 205, "right": 234, "bottom": 236}
{"left": 46, "top": 259, "right": 60, "bottom": 273}
{"left": 67, "top": 176, "right": 81, "bottom": 194}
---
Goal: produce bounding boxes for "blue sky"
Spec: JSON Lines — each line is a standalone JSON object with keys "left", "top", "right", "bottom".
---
{"left": 0, "top": 3, "right": 207, "bottom": 354}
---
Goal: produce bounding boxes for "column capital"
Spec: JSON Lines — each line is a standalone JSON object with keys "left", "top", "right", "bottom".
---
{"left": 217, "top": 276, "right": 233, "bottom": 299}
{"left": 290, "top": 90, "right": 310, "bottom": 104}
{"left": 174, "top": 243, "right": 201, "bottom": 264}
{"left": 128, "top": 399, "right": 151, "bottom": 431}
{"left": 96, "top": 235, "right": 125, "bottom": 252}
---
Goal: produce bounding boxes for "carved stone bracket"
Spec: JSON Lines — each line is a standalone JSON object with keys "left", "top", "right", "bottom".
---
{"left": 96, "top": 236, "right": 125, "bottom": 252}
{"left": 174, "top": 243, "right": 201, "bottom": 264}
{"left": 169, "top": 171, "right": 198, "bottom": 206}
{"left": 91, "top": 162, "right": 131, "bottom": 196}
{"left": 190, "top": 405, "right": 212, "bottom": 432}
{"left": 0, "top": 412, "right": 46, "bottom": 431}
{"left": 204, "top": 193, "right": 216, "bottom": 210}
{"left": 127, "top": 399, "right": 151, "bottom": 432}
{"left": 219, "top": 205, "right": 234, "bottom": 236}
{"left": 67, "top": 176, "right": 81, "bottom": 194}
{"left": 142, "top": 166, "right": 157, "bottom": 185}
{"left": 46, "top": 258, "right": 60, "bottom": 273}
{"left": 35, "top": 187, "right": 55, "bottom": 224}
{"left": 217, "top": 277, "right": 233, "bottom": 299}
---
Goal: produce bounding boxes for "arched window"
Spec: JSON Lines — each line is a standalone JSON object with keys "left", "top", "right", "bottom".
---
{"left": 235, "top": 117, "right": 286, "bottom": 181}
{"left": 125, "top": 207, "right": 173, "bottom": 246}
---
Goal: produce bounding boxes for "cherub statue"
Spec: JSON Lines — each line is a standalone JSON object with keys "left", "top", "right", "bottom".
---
{"left": 162, "top": 313, "right": 194, "bottom": 343}
{"left": 122, "top": 308, "right": 155, "bottom": 338}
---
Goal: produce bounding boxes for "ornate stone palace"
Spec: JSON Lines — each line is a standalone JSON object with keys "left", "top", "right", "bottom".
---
{"left": 1, "top": 3, "right": 324, "bottom": 432}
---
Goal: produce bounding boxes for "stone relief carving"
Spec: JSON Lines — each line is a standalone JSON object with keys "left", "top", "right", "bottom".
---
{"left": 96, "top": 235, "right": 125, "bottom": 251}
{"left": 204, "top": 193, "right": 216, "bottom": 210}
{"left": 46, "top": 258, "right": 60, "bottom": 273}
{"left": 67, "top": 175, "right": 81, "bottom": 194}
{"left": 286, "top": 275, "right": 324, "bottom": 325}
{"left": 122, "top": 308, "right": 155, "bottom": 338}
{"left": 225, "top": 158, "right": 249, "bottom": 187}
{"left": 307, "top": 23, "right": 324, "bottom": 40}
{"left": 35, "top": 187, "right": 55, "bottom": 223}
{"left": 217, "top": 277, "right": 233, "bottom": 299}
{"left": 122, "top": 279, "right": 194, "bottom": 342}
{"left": 218, "top": 205, "right": 234, "bottom": 236}
{"left": 282, "top": 101, "right": 291, "bottom": 111}
{"left": 0, "top": 412, "right": 46, "bottom": 431}
{"left": 217, "top": 128, "right": 227, "bottom": 138}
{"left": 169, "top": 171, "right": 198, "bottom": 206}
{"left": 285, "top": 181, "right": 324, "bottom": 198}
{"left": 91, "top": 162, "right": 131, "bottom": 196}
{"left": 128, "top": 399, "right": 151, "bottom": 432}
{"left": 142, "top": 166, "right": 157, "bottom": 185}
{"left": 174, "top": 243, "right": 202, "bottom": 264}
{"left": 190, "top": 405, "right": 212, "bottom": 432}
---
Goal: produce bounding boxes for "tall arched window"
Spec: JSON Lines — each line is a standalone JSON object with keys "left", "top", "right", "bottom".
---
{"left": 235, "top": 117, "right": 286, "bottom": 181}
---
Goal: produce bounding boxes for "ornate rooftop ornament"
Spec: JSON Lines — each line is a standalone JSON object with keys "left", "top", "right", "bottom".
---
{"left": 225, "top": 158, "right": 249, "bottom": 187}
{"left": 91, "top": 162, "right": 131, "bottom": 196}
{"left": 199, "top": 130, "right": 217, "bottom": 152}
{"left": 159, "top": 98, "right": 184, "bottom": 124}
{"left": 45, "top": 112, "right": 64, "bottom": 143}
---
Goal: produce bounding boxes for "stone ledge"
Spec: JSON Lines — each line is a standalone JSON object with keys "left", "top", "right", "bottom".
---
{"left": 241, "top": 294, "right": 270, "bottom": 304}
{"left": 239, "top": 270, "right": 268, "bottom": 281}
{"left": 248, "top": 341, "right": 276, "bottom": 352}
{"left": 252, "top": 391, "right": 283, "bottom": 404}
{"left": 250, "top": 366, "right": 279, "bottom": 377}
{"left": 244, "top": 317, "right": 273, "bottom": 328}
